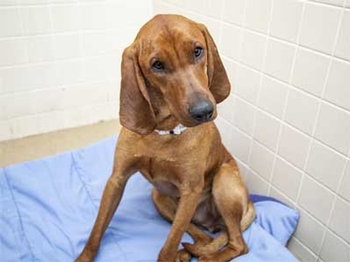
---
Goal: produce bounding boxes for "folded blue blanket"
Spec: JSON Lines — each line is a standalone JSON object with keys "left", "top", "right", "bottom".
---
{"left": 0, "top": 136, "right": 299, "bottom": 262}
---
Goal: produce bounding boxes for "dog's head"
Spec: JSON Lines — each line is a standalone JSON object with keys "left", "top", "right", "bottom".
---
{"left": 119, "top": 14, "right": 230, "bottom": 135}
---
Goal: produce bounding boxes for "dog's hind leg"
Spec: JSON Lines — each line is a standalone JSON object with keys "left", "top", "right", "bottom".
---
{"left": 183, "top": 199, "right": 255, "bottom": 258}
{"left": 197, "top": 161, "right": 255, "bottom": 262}
{"left": 151, "top": 189, "right": 213, "bottom": 262}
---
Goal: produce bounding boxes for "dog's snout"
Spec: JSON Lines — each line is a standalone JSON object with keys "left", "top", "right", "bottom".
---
{"left": 189, "top": 99, "right": 214, "bottom": 122}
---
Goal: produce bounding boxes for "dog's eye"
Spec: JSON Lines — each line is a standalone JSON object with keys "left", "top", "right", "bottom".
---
{"left": 152, "top": 60, "right": 165, "bottom": 71}
{"left": 194, "top": 47, "right": 204, "bottom": 58}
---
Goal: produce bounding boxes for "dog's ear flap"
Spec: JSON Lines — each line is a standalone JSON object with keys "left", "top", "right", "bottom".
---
{"left": 119, "top": 45, "right": 157, "bottom": 135}
{"left": 198, "top": 24, "right": 231, "bottom": 103}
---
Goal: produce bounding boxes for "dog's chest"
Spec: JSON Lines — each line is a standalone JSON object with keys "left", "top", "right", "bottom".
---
{"left": 140, "top": 154, "right": 184, "bottom": 179}
{"left": 138, "top": 148, "right": 201, "bottom": 197}
{"left": 139, "top": 157, "right": 181, "bottom": 197}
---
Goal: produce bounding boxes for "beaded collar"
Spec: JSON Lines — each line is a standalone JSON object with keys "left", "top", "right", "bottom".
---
{"left": 154, "top": 124, "right": 188, "bottom": 135}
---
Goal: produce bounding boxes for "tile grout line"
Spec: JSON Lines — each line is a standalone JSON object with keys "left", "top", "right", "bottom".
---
{"left": 244, "top": 0, "right": 270, "bottom": 190}
{"left": 47, "top": 0, "right": 65, "bottom": 131}
{"left": 16, "top": 0, "right": 29, "bottom": 64}
{"left": 266, "top": 0, "right": 299, "bottom": 196}
{"left": 0, "top": 75, "right": 120, "bottom": 99}
{"left": 290, "top": 236, "right": 319, "bottom": 261}
{"left": 216, "top": 0, "right": 226, "bottom": 57}
{"left": 10, "top": 1, "right": 29, "bottom": 138}
{"left": 293, "top": 0, "right": 312, "bottom": 208}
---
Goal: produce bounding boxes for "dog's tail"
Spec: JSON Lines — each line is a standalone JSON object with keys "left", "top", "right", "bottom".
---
{"left": 182, "top": 200, "right": 255, "bottom": 256}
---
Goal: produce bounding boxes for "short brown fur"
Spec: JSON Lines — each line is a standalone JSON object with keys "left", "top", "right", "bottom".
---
{"left": 76, "top": 14, "right": 255, "bottom": 262}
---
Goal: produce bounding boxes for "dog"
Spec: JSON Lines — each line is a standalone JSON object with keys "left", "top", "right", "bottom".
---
{"left": 76, "top": 14, "right": 255, "bottom": 262}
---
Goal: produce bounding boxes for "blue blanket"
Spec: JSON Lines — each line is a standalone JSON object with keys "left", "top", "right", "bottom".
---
{"left": 0, "top": 136, "right": 299, "bottom": 262}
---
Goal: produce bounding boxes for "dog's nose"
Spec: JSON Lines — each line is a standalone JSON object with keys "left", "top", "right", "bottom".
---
{"left": 189, "top": 100, "right": 214, "bottom": 122}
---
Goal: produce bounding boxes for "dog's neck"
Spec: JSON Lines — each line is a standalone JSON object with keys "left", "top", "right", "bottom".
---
{"left": 155, "top": 114, "right": 179, "bottom": 129}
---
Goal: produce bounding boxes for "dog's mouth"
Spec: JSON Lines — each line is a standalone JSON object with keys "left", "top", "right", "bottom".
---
{"left": 183, "top": 112, "right": 217, "bottom": 127}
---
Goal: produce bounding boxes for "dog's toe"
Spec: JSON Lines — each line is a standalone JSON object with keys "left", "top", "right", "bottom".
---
{"left": 175, "top": 249, "right": 191, "bottom": 262}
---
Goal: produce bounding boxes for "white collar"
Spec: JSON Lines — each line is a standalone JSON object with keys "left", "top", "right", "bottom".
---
{"left": 155, "top": 124, "right": 188, "bottom": 136}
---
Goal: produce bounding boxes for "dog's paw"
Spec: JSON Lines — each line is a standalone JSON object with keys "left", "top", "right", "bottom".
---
{"left": 175, "top": 249, "right": 191, "bottom": 262}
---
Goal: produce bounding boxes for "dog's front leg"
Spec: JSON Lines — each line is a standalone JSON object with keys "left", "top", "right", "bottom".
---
{"left": 158, "top": 184, "right": 203, "bottom": 262}
{"left": 76, "top": 153, "right": 136, "bottom": 262}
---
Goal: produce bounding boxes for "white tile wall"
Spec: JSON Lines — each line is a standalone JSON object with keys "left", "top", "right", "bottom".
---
{"left": 234, "top": 64, "right": 261, "bottom": 104}
{"left": 294, "top": 209, "right": 326, "bottom": 253}
{"left": 329, "top": 197, "right": 350, "bottom": 242}
{"left": 240, "top": 30, "right": 267, "bottom": 70}
{"left": 270, "top": 0, "right": 303, "bottom": 42}
{"left": 298, "top": 175, "right": 335, "bottom": 224}
{"left": 253, "top": 110, "right": 281, "bottom": 151}
{"left": 26, "top": 36, "right": 55, "bottom": 63}
{"left": 299, "top": 2, "right": 342, "bottom": 54}
{"left": 249, "top": 141, "right": 275, "bottom": 181}
{"left": 245, "top": 169, "right": 270, "bottom": 195}
{"left": 312, "top": 0, "right": 345, "bottom": 7}
{"left": 272, "top": 157, "right": 303, "bottom": 201}
{"left": 335, "top": 9, "right": 350, "bottom": 61}
{"left": 306, "top": 140, "right": 347, "bottom": 191}
{"left": 258, "top": 76, "right": 288, "bottom": 118}
{"left": 320, "top": 230, "right": 350, "bottom": 262}
{"left": 23, "top": 7, "right": 54, "bottom": 34}
{"left": 231, "top": 97, "right": 255, "bottom": 135}
{"left": 0, "top": 8, "right": 22, "bottom": 37}
{"left": 288, "top": 237, "right": 318, "bottom": 262}
{"left": 339, "top": 161, "right": 350, "bottom": 201}
{"left": 221, "top": 23, "right": 242, "bottom": 61}
{"left": 223, "top": 0, "right": 246, "bottom": 26}
{"left": 278, "top": 124, "right": 311, "bottom": 169}
{"left": 284, "top": 88, "right": 320, "bottom": 135}
{"left": 51, "top": 4, "right": 81, "bottom": 33}
{"left": 153, "top": 0, "right": 350, "bottom": 261}
{"left": 264, "top": 39, "right": 296, "bottom": 82}
{"left": 314, "top": 102, "right": 350, "bottom": 155}
{"left": 292, "top": 47, "right": 330, "bottom": 97}
{"left": 244, "top": 0, "right": 272, "bottom": 33}
{"left": 0, "top": 39, "right": 27, "bottom": 67}
{"left": 229, "top": 125, "right": 252, "bottom": 164}
{"left": 0, "top": 0, "right": 152, "bottom": 141}
{"left": 324, "top": 58, "right": 350, "bottom": 110}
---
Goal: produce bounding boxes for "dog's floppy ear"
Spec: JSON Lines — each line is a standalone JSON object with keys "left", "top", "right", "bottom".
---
{"left": 198, "top": 24, "right": 231, "bottom": 103}
{"left": 119, "top": 44, "right": 157, "bottom": 135}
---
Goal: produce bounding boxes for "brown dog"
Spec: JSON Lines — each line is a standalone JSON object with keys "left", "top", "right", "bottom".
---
{"left": 76, "top": 14, "right": 255, "bottom": 262}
